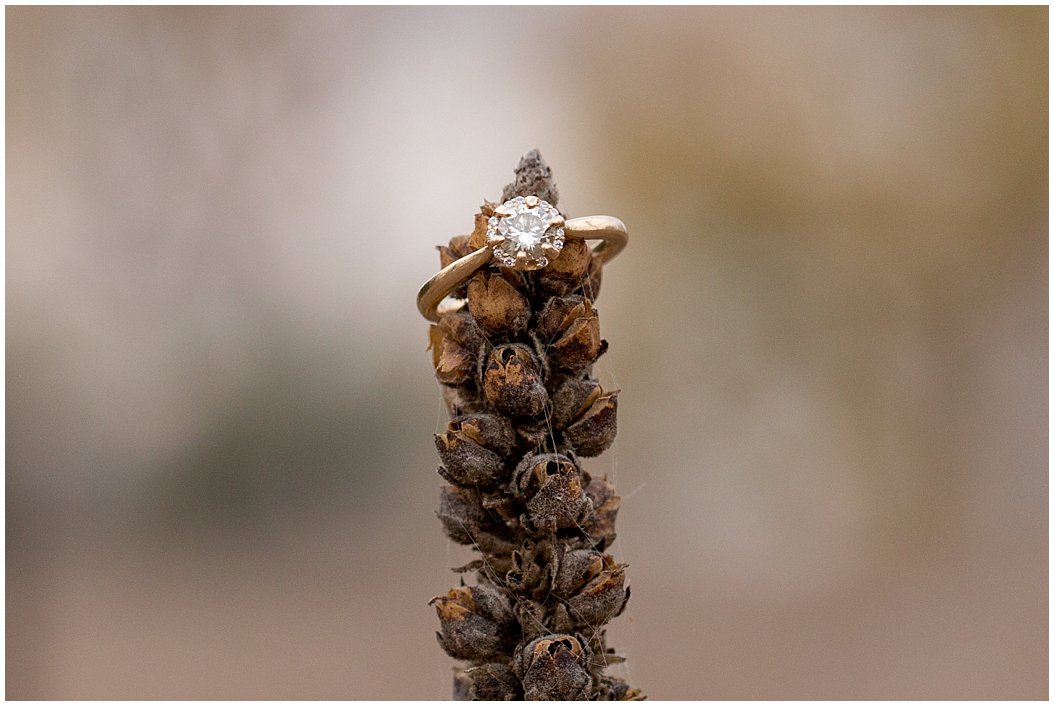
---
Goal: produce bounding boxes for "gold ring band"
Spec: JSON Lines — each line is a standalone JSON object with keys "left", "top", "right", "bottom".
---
{"left": 416, "top": 215, "right": 627, "bottom": 322}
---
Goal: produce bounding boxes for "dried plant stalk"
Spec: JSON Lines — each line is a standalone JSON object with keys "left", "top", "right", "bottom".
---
{"left": 426, "top": 151, "right": 641, "bottom": 700}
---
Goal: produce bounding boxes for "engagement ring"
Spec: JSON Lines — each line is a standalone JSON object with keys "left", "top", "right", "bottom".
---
{"left": 416, "top": 195, "right": 627, "bottom": 322}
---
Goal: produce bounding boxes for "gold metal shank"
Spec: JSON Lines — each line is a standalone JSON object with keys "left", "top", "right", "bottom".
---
{"left": 416, "top": 215, "right": 627, "bottom": 322}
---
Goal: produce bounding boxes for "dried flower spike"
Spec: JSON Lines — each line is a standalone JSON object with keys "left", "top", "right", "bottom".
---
{"left": 419, "top": 151, "right": 642, "bottom": 700}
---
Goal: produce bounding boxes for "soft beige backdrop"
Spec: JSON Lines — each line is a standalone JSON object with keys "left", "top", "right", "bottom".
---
{"left": 6, "top": 6, "right": 1047, "bottom": 699}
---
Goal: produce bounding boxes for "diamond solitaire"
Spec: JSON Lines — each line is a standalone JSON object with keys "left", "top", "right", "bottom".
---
{"left": 486, "top": 195, "right": 566, "bottom": 271}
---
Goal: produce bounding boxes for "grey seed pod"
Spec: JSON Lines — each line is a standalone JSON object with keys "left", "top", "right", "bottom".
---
{"left": 482, "top": 344, "right": 549, "bottom": 417}
{"left": 564, "top": 390, "right": 619, "bottom": 457}
{"left": 453, "top": 668, "right": 472, "bottom": 701}
{"left": 582, "top": 478, "right": 621, "bottom": 550}
{"left": 431, "top": 584, "right": 516, "bottom": 662}
{"left": 506, "top": 540, "right": 557, "bottom": 600}
{"left": 512, "top": 418, "right": 550, "bottom": 450}
{"left": 553, "top": 549, "right": 606, "bottom": 597}
{"left": 592, "top": 675, "right": 642, "bottom": 701}
{"left": 514, "top": 597, "right": 550, "bottom": 641}
{"left": 514, "top": 634, "right": 593, "bottom": 700}
{"left": 434, "top": 433, "right": 505, "bottom": 488}
{"left": 451, "top": 413, "right": 517, "bottom": 456}
{"left": 513, "top": 453, "right": 592, "bottom": 533}
{"left": 468, "top": 270, "right": 531, "bottom": 338}
{"left": 454, "top": 662, "right": 521, "bottom": 700}
{"left": 549, "top": 375, "right": 602, "bottom": 430}
{"left": 434, "top": 414, "right": 515, "bottom": 488}
{"left": 562, "top": 561, "right": 629, "bottom": 628}
{"left": 437, "top": 486, "right": 519, "bottom": 558}
{"left": 501, "top": 149, "right": 559, "bottom": 206}
{"left": 436, "top": 485, "right": 491, "bottom": 546}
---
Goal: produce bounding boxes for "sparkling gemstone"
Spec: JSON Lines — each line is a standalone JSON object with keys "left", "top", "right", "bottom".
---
{"left": 490, "top": 196, "right": 564, "bottom": 271}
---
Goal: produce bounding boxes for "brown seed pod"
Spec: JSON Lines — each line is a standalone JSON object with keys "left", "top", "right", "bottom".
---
{"left": 537, "top": 238, "right": 593, "bottom": 297}
{"left": 513, "top": 453, "right": 592, "bottom": 533}
{"left": 453, "top": 662, "right": 522, "bottom": 700}
{"left": 482, "top": 344, "right": 549, "bottom": 417}
{"left": 425, "top": 153, "right": 641, "bottom": 699}
{"left": 431, "top": 584, "right": 517, "bottom": 662}
{"left": 549, "top": 375, "right": 602, "bottom": 430}
{"left": 429, "top": 310, "right": 485, "bottom": 386}
{"left": 536, "top": 296, "right": 602, "bottom": 372}
{"left": 561, "top": 557, "right": 629, "bottom": 628}
{"left": 564, "top": 390, "right": 619, "bottom": 457}
{"left": 553, "top": 548, "right": 607, "bottom": 597}
{"left": 592, "top": 675, "right": 642, "bottom": 701}
{"left": 436, "top": 485, "right": 491, "bottom": 546}
{"left": 513, "top": 634, "right": 594, "bottom": 700}
{"left": 505, "top": 539, "right": 557, "bottom": 601}
{"left": 434, "top": 413, "right": 516, "bottom": 488}
{"left": 452, "top": 413, "right": 517, "bottom": 456}
{"left": 467, "top": 270, "right": 531, "bottom": 338}
{"left": 582, "top": 478, "right": 621, "bottom": 550}
{"left": 434, "top": 433, "right": 505, "bottom": 488}
{"left": 429, "top": 325, "right": 473, "bottom": 386}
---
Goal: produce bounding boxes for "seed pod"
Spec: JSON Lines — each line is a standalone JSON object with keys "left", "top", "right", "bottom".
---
{"left": 513, "top": 453, "right": 591, "bottom": 533}
{"left": 554, "top": 549, "right": 606, "bottom": 597}
{"left": 554, "top": 551, "right": 630, "bottom": 629}
{"left": 514, "top": 634, "right": 593, "bottom": 700}
{"left": 452, "top": 669, "right": 471, "bottom": 701}
{"left": 560, "top": 554, "right": 629, "bottom": 628}
{"left": 436, "top": 485, "right": 490, "bottom": 546}
{"left": 434, "top": 414, "right": 516, "bottom": 488}
{"left": 505, "top": 540, "right": 557, "bottom": 600}
{"left": 582, "top": 478, "right": 621, "bottom": 550}
{"left": 538, "top": 238, "right": 592, "bottom": 296}
{"left": 592, "top": 675, "right": 642, "bottom": 701}
{"left": 536, "top": 296, "right": 602, "bottom": 372}
{"left": 467, "top": 207, "right": 493, "bottom": 250}
{"left": 434, "top": 434, "right": 504, "bottom": 488}
{"left": 429, "top": 325, "right": 473, "bottom": 386}
{"left": 500, "top": 149, "right": 559, "bottom": 206}
{"left": 564, "top": 390, "right": 619, "bottom": 457}
{"left": 467, "top": 270, "right": 531, "bottom": 338}
{"left": 536, "top": 295, "right": 585, "bottom": 343}
{"left": 452, "top": 413, "right": 517, "bottom": 456}
{"left": 482, "top": 344, "right": 549, "bottom": 417}
{"left": 429, "top": 311, "right": 485, "bottom": 385}
{"left": 431, "top": 584, "right": 516, "bottom": 662}
{"left": 453, "top": 662, "right": 521, "bottom": 700}
{"left": 426, "top": 154, "right": 641, "bottom": 699}
{"left": 549, "top": 375, "right": 602, "bottom": 430}
{"left": 437, "top": 485, "right": 518, "bottom": 558}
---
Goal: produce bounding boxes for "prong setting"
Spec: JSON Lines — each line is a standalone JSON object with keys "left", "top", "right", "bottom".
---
{"left": 486, "top": 195, "right": 567, "bottom": 271}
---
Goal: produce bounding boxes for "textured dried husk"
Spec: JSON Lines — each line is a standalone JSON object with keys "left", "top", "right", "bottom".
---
{"left": 427, "top": 151, "right": 641, "bottom": 700}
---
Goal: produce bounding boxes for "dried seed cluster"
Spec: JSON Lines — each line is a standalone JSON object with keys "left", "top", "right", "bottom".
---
{"left": 426, "top": 152, "right": 641, "bottom": 701}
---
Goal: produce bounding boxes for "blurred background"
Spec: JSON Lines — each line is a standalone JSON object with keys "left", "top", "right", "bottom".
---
{"left": 6, "top": 6, "right": 1047, "bottom": 699}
